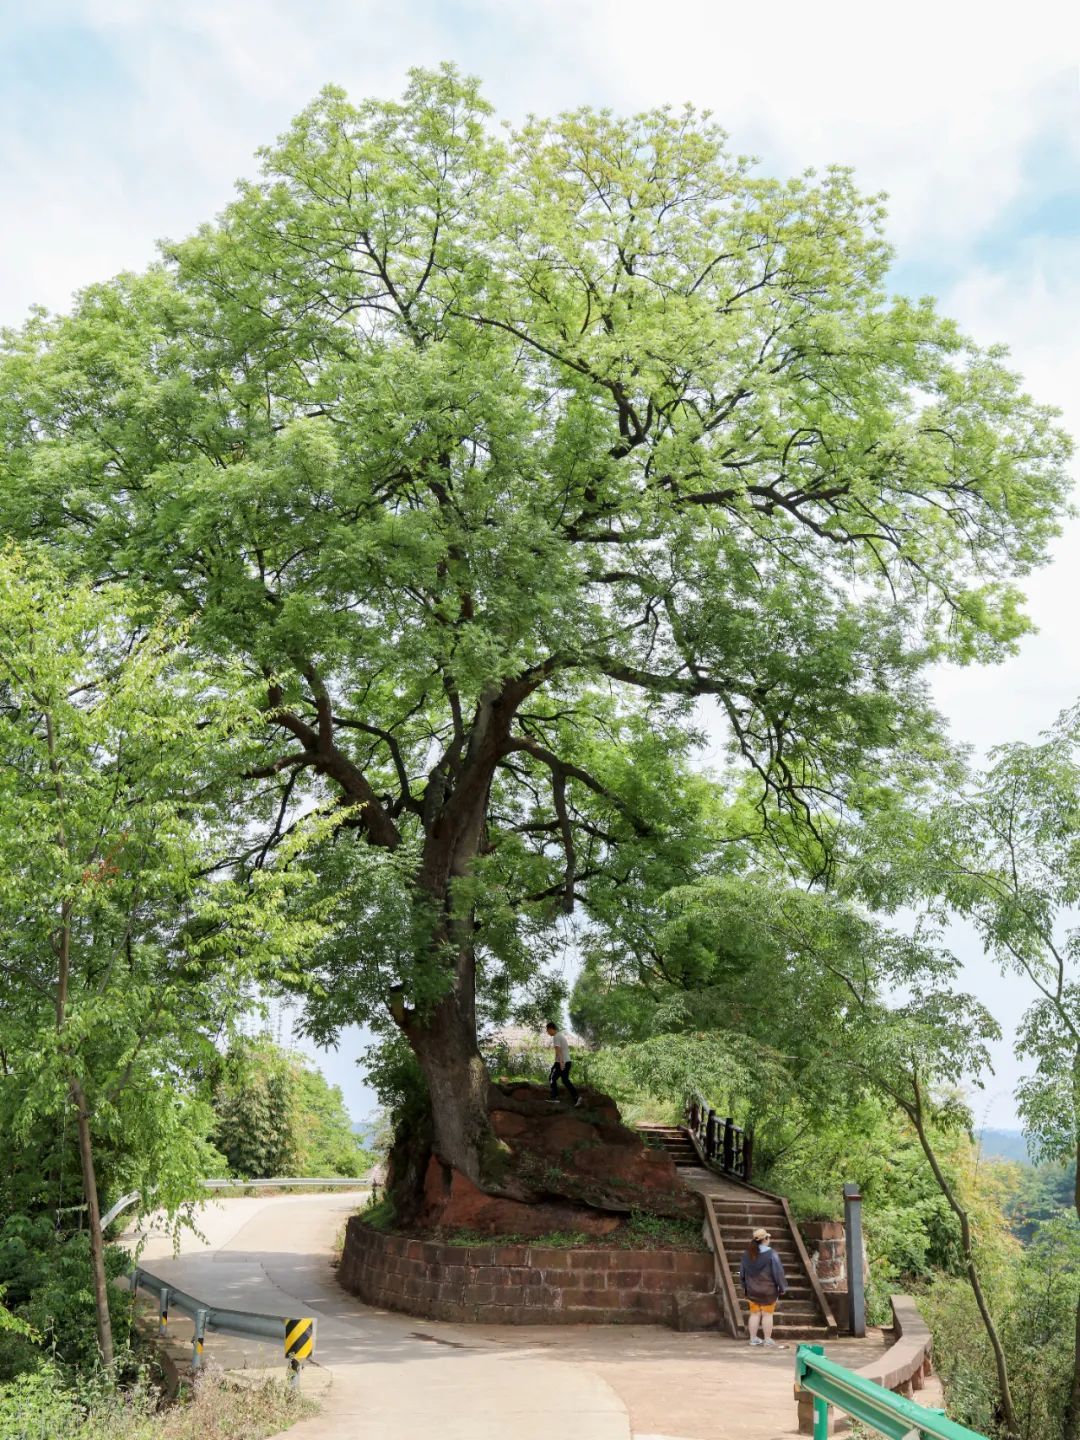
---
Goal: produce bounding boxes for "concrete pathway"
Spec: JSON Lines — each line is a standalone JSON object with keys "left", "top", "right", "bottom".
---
{"left": 127, "top": 1193, "right": 889, "bottom": 1440}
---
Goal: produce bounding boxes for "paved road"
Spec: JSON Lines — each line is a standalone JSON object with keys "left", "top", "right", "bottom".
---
{"left": 128, "top": 1192, "right": 887, "bottom": 1440}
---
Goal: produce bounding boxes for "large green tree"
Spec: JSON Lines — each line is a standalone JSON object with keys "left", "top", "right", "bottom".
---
{"left": 0, "top": 67, "right": 1070, "bottom": 1193}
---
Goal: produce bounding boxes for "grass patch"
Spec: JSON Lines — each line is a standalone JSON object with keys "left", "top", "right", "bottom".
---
{"left": 0, "top": 1368, "right": 316, "bottom": 1440}
{"left": 622, "top": 1211, "right": 707, "bottom": 1251}
{"left": 441, "top": 1229, "right": 594, "bottom": 1249}
{"left": 356, "top": 1196, "right": 397, "bottom": 1233}
{"left": 434, "top": 1212, "right": 706, "bottom": 1252}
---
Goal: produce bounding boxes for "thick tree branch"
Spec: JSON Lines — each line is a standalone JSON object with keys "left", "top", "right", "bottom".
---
{"left": 503, "top": 734, "right": 652, "bottom": 838}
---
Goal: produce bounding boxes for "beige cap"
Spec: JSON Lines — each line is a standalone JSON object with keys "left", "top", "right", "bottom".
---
{"left": 752, "top": 1227, "right": 770, "bottom": 1242}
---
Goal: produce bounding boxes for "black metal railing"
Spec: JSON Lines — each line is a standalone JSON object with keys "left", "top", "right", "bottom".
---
{"left": 686, "top": 1092, "right": 754, "bottom": 1182}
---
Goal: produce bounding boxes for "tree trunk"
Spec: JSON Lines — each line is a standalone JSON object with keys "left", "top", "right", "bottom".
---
{"left": 1064, "top": 1131, "right": 1080, "bottom": 1440}
{"left": 405, "top": 988, "right": 496, "bottom": 1181}
{"left": 392, "top": 681, "right": 542, "bottom": 1200}
{"left": 910, "top": 1107, "right": 1017, "bottom": 1439}
{"left": 71, "top": 1078, "right": 114, "bottom": 1368}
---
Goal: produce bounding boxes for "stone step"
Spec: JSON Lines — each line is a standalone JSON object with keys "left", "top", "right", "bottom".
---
{"left": 710, "top": 1197, "right": 786, "bottom": 1211}
{"left": 720, "top": 1226, "right": 794, "bottom": 1238}
{"left": 711, "top": 1198, "right": 789, "bottom": 1209}
{"left": 728, "top": 1277, "right": 815, "bottom": 1298}
{"left": 721, "top": 1241, "right": 799, "bottom": 1258}
{"left": 736, "top": 1300, "right": 822, "bottom": 1319}
{"left": 722, "top": 1250, "right": 800, "bottom": 1267}
{"left": 713, "top": 1214, "right": 788, "bottom": 1226}
{"left": 751, "top": 1327, "right": 833, "bottom": 1341}
{"left": 741, "top": 1295, "right": 820, "bottom": 1312}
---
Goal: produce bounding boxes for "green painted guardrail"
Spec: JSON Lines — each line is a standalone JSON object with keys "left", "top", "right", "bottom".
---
{"left": 796, "top": 1345, "right": 988, "bottom": 1440}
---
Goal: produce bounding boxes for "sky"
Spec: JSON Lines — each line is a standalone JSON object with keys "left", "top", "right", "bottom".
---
{"left": 3, "top": 0, "right": 1079, "bottom": 1128}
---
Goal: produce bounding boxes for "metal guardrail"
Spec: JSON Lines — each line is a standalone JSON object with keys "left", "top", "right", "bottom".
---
{"left": 129, "top": 1265, "right": 316, "bottom": 1386}
{"left": 102, "top": 1177, "right": 371, "bottom": 1230}
{"left": 202, "top": 1177, "right": 372, "bottom": 1190}
{"left": 796, "top": 1344, "right": 987, "bottom": 1440}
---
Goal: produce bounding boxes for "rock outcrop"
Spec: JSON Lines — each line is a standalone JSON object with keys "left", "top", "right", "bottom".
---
{"left": 408, "top": 1081, "right": 699, "bottom": 1236}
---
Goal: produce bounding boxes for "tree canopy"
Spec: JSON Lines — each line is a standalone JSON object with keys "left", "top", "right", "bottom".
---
{"left": 0, "top": 65, "right": 1071, "bottom": 1189}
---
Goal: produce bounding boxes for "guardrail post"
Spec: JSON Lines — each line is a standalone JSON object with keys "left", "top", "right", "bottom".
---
{"left": 813, "top": 1390, "right": 830, "bottom": 1440}
{"left": 158, "top": 1286, "right": 170, "bottom": 1338}
{"left": 797, "top": 1344, "right": 830, "bottom": 1440}
{"left": 843, "top": 1183, "right": 865, "bottom": 1338}
{"left": 192, "top": 1308, "right": 209, "bottom": 1370}
{"left": 723, "top": 1117, "right": 734, "bottom": 1171}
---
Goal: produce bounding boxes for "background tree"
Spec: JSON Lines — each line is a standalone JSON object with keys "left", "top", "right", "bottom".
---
{"left": 210, "top": 1036, "right": 372, "bottom": 1178}
{"left": 843, "top": 987, "right": 1018, "bottom": 1438}
{"left": 572, "top": 872, "right": 959, "bottom": 1169}
{"left": 0, "top": 546, "right": 326, "bottom": 1365}
{"left": 0, "top": 66, "right": 1070, "bottom": 1197}
{"left": 937, "top": 709, "right": 1080, "bottom": 1440}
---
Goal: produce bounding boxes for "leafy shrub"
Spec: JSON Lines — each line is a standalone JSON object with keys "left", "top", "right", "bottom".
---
{"left": 0, "top": 1366, "right": 81, "bottom": 1440}
{"left": 0, "top": 1367, "right": 315, "bottom": 1440}
{"left": 0, "top": 1217, "right": 133, "bottom": 1378}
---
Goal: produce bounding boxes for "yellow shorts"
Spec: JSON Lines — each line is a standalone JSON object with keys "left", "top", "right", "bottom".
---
{"left": 748, "top": 1301, "right": 777, "bottom": 1314}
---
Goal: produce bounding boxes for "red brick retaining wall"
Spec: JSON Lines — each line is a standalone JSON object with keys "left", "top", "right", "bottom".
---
{"left": 338, "top": 1216, "right": 722, "bottom": 1328}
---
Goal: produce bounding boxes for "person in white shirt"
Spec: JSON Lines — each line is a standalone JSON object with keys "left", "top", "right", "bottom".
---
{"left": 546, "top": 1021, "right": 582, "bottom": 1106}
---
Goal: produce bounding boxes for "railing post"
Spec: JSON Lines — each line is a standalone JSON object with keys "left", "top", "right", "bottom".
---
{"left": 158, "top": 1286, "right": 170, "bottom": 1338}
{"left": 723, "top": 1117, "right": 734, "bottom": 1173}
{"left": 192, "top": 1307, "right": 209, "bottom": 1370}
{"left": 743, "top": 1128, "right": 754, "bottom": 1183}
{"left": 706, "top": 1109, "right": 718, "bottom": 1160}
{"left": 813, "top": 1392, "right": 830, "bottom": 1440}
{"left": 843, "top": 1183, "right": 865, "bottom": 1338}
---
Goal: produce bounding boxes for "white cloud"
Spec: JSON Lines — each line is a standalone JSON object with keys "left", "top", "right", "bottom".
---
{"left": 4, "top": 0, "right": 1078, "bottom": 321}
{"left": 539, "top": 0, "right": 1079, "bottom": 245}
{"left": 932, "top": 237, "right": 1080, "bottom": 757}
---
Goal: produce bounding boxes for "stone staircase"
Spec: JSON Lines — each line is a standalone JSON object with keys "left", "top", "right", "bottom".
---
{"left": 636, "top": 1123, "right": 699, "bottom": 1169}
{"left": 639, "top": 1124, "right": 836, "bottom": 1342}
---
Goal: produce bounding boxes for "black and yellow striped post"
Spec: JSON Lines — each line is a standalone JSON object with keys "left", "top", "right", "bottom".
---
{"left": 158, "top": 1287, "right": 170, "bottom": 1338}
{"left": 285, "top": 1317, "right": 315, "bottom": 1387}
{"left": 192, "top": 1308, "right": 208, "bottom": 1371}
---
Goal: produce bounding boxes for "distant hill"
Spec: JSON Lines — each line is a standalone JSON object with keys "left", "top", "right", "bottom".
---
{"left": 352, "top": 1120, "right": 379, "bottom": 1148}
{"left": 977, "top": 1128, "right": 1031, "bottom": 1164}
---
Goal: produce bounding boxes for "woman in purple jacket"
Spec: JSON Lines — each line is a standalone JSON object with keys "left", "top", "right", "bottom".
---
{"left": 739, "top": 1226, "right": 788, "bottom": 1348}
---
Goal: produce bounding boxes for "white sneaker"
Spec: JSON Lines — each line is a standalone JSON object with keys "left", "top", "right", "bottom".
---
{"left": 763, "top": 1339, "right": 787, "bottom": 1350}
{"left": 574, "top": 1098, "right": 585, "bottom": 1108}
{"left": 749, "top": 1337, "right": 763, "bottom": 1346}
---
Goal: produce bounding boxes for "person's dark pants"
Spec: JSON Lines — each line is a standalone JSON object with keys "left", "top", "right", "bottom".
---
{"left": 550, "top": 1061, "right": 579, "bottom": 1103}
